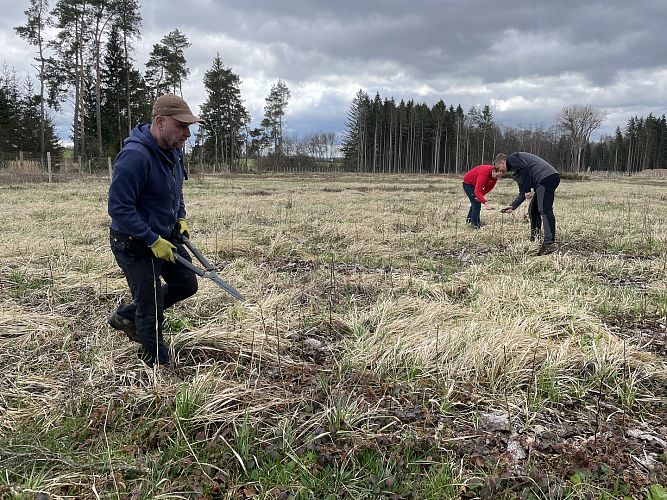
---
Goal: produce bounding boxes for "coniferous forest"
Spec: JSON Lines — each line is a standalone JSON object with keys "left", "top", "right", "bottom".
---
{"left": 340, "top": 91, "right": 667, "bottom": 174}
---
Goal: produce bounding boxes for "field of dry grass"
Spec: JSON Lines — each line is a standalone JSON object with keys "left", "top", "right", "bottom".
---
{"left": 1, "top": 172, "right": 666, "bottom": 499}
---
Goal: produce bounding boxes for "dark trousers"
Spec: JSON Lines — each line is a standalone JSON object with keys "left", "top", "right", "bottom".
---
{"left": 528, "top": 173, "right": 560, "bottom": 244}
{"left": 463, "top": 182, "right": 481, "bottom": 228}
{"left": 110, "top": 229, "right": 198, "bottom": 365}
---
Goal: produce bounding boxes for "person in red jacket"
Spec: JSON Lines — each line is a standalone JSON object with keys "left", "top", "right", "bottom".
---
{"left": 462, "top": 162, "right": 507, "bottom": 228}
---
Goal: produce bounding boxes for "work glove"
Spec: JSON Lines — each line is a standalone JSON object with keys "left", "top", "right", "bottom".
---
{"left": 500, "top": 206, "right": 514, "bottom": 214}
{"left": 150, "top": 236, "right": 176, "bottom": 263}
{"left": 175, "top": 218, "right": 189, "bottom": 242}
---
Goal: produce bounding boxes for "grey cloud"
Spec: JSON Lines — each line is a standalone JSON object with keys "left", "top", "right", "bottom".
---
{"left": 171, "top": 0, "right": 665, "bottom": 101}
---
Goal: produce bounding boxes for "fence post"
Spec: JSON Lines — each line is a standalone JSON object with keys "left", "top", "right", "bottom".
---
{"left": 78, "top": 156, "right": 82, "bottom": 173}
{"left": 107, "top": 157, "right": 113, "bottom": 179}
{"left": 47, "top": 152, "right": 52, "bottom": 184}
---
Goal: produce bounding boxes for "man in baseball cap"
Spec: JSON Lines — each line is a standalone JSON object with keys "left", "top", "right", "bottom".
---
{"left": 152, "top": 93, "right": 205, "bottom": 125}
{"left": 107, "top": 93, "right": 204, "bottom": 372}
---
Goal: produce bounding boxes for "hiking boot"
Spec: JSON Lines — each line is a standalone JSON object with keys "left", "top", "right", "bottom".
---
{"left": 536, "top": 242, "right": 559, "bottom": 256}
{"left": 108, "top": 311, "right": 140, "bottom": 343}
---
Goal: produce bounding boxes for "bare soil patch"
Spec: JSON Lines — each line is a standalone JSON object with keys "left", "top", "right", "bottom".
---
{"left": 607, "top": 314, "right": 667, "bottom": 358}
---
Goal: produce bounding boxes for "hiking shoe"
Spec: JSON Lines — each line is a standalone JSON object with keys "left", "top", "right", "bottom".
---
{"left": 536, "top": 243, "right": 559, "bottom": 256}
{"left": 108, "top": 311, "right": 140, "bottom": 343}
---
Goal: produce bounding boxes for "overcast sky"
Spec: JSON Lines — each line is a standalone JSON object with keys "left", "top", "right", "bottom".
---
{"left": 3, "top": 0, "right": 667, "bottom": 143}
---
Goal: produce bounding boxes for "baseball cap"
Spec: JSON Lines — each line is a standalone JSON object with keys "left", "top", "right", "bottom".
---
{"left": 152, "top": 94, "right": 205, "bottom": 124}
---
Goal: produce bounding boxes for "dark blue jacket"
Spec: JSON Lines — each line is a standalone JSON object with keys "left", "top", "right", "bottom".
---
{"left": 108, "top": 124, "right": 186, "bottom": 245}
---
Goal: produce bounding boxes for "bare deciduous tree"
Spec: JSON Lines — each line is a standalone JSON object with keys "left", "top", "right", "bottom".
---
{"left": 556, "top": 104, "right": 607, "bottom": 172}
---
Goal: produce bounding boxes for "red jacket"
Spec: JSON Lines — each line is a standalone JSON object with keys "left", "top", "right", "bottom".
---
{"left": 463, "top": 164, "right": 497, "bottom": 204}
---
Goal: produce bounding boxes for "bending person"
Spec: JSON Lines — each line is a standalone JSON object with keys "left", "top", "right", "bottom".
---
{"left": 496, "top": 152, "right": 561, "bottom": 255}
{"left": 462, "top": 162, "right": 507, "bottom": 228}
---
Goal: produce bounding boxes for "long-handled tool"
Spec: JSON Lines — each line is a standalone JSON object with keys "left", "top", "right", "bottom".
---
{"left": 173, "top": 236, "right": 245, "bottom": 301}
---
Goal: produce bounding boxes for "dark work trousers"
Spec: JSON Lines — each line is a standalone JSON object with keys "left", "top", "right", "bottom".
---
{"left": 463, "top": 182, "right": 482, "bottom": 228}
{"left": 527, "top": 173, "right": 560, "bottom": 244}
{"left": 110, "top": 229, "right": 198, "bottom": 366}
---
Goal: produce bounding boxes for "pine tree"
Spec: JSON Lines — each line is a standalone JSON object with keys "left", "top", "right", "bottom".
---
{"left": 341, "top": 89, "right": 369, "bottom": 171}
{"left": 0, "top": 66, "right": 61, "bottom": 155}
{"left": 50, "top": 0, "right": 91, "bottom": 158}
{"left": 430, "top": 100, "right": 446, "bottom": 174}
{"left": 14, "top": 0, "right": 51, "bottom": 157}
{"left": 657, "top": 115, "right": 667, "bottom": 170}
{"left": 98, "top": 18, "right": 149, "bottom": 153}
{"left": 89, "top": 0, "right": 131, "bottom": 157}
{"left": 145, "top": 29, "right": 190, "bottom": 98}
{"left": 196, "top": 53, "right": 249, "bottom": 171}
{"left": 260, "top": 79, "right": 290, "bottom": 155}
{"left": 0, "top": 67, "right": 21, "bottom": 152}
{"left": 480, "top": 105, "right": 494, "bottom": 164}
{"left": 114, "top": 0, "right": 141, "bottom": 135}
{"left": 101, "top": 24, "right": 126, "bottom": 153}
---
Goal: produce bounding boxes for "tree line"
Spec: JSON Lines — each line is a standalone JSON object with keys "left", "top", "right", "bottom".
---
{"left": 7, "top": 0, "right": 667, "bottom": 174}
{"left": 587, "top": 114, "right": 667, "bottom": 173}
{"left": 0, "top": 65, "right": 62, "bottom": 156}
{"left": 341, "top": 91, "right": 667, "bottom": 173}
{"left": 10, "top": 0, "right": 298, "bottom": 171}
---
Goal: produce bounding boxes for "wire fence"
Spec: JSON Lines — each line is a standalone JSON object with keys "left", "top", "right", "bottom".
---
{"left": 0, "top": 151, "right": 114, "bottom": 183}
{"left": 0, "top": 151, "right": 350, "bottom": 183}
{"left": 11, "top": 151, "right": 662, "bottom": 183}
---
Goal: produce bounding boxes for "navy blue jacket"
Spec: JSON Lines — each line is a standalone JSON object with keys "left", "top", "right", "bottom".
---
{"left": 108, "top": 124, "right": 186, "bottom": 245}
